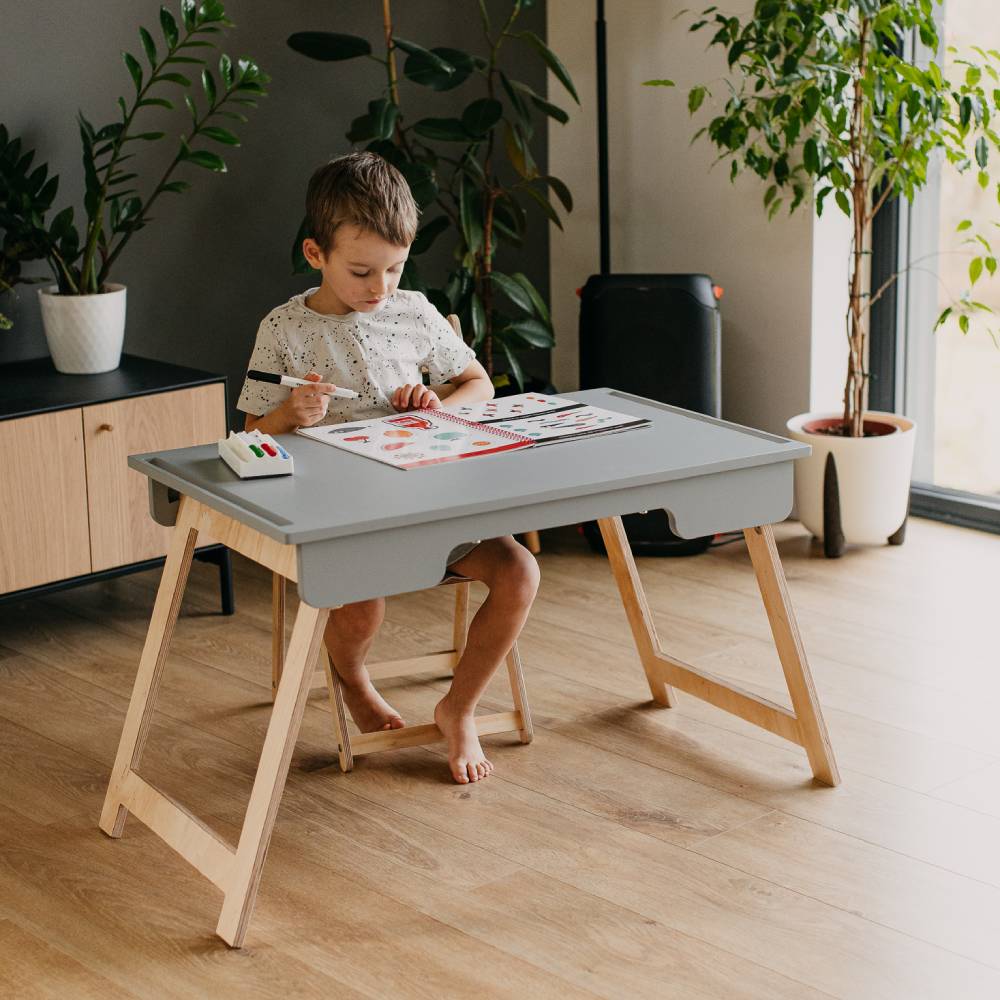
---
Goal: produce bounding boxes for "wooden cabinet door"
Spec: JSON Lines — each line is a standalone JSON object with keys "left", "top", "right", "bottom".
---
{"left": 83, "top": 383, "right": 226, "bottom": 570}
{"left": 0, "top": 409, "right": 92, "bottom": 592}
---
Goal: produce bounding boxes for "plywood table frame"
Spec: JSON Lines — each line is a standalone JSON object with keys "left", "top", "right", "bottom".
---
{"left": 99, "top": 387, "right": 839, "bottom": 949}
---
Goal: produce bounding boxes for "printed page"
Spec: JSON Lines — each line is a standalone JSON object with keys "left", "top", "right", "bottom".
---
{"left": 449, "top": 392, "right": 651, "bottom": 446}
{"left": 296, "top": 409, "right": 530, "bottom": 470}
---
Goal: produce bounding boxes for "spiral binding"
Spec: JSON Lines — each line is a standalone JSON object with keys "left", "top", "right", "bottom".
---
{"left": 418, "top": 406, "right": 533, "bottom": 444}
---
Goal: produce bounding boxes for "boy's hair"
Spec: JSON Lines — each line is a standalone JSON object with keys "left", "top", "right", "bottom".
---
{"left": 306, "top": 152, "right": 419, "bottom": 253}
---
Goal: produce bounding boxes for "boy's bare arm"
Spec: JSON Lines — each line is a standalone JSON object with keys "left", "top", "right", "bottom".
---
{"left": 244, "top": 371, "right": 335, "bottom": 433}
{"left": 438, "top": 358, "right": 494, "bottom": 407}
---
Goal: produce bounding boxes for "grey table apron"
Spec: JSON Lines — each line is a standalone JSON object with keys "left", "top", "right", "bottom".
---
{"left": 99, "top": 387, "right": 840, "bottom": 949}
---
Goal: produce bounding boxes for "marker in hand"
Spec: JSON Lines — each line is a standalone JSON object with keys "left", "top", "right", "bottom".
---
{"left": 247, "top": 369, "right": 359, "bottom": 399}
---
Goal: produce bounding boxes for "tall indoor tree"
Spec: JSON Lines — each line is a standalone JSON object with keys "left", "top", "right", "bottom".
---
{"left": 655, "top": 0, "right": 1000, "bottom": 436}
{"left": 288, "top": 0, "right": 576, "bottom": 389}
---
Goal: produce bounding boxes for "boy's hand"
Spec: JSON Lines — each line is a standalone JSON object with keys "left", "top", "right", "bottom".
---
{"left": 391, "top": 383, "right": 442, "bottom": 412}
{"left": 283, "top": 371, "right": 335, "bottom": 427}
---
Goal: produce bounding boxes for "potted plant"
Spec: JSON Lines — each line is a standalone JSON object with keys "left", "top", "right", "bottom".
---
{"left": 651, "top": 0, "right": 1000, "bottom": 555}
{"left": 0, "top": 0, "right": 266, "bottom": 373}
{"left": 286, "top": 0, "right": 576, "bottom": 392}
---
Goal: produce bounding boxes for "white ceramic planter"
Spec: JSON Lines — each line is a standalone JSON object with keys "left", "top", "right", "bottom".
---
{"left": 786, "top": 410, "right": 916, "bottom": 545}
{"left": 38, "top": 283, "right": 126, "bottom": 374}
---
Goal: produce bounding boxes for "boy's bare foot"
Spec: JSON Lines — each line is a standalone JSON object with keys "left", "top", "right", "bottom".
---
{"left": 337, "top": 671, "right": 405, "bottom": 732}
{"left": 433, "top": 695, "right": 494, "bottom": 784}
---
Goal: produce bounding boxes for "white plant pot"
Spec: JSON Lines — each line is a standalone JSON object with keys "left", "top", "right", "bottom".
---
{"left": 38, "top": 283, "right": 126, "bottom": 374}
{"left": 786, "top": 410, "right": 916, "bottom": 546}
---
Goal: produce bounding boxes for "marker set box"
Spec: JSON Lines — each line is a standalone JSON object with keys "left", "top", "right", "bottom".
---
{"left": 218, "top": 430, "right": 294, "bottom": 478}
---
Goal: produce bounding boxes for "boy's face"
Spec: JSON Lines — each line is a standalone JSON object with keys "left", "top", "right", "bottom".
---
{"left": 303, "top": 223, "right": 410, "bottom": 315}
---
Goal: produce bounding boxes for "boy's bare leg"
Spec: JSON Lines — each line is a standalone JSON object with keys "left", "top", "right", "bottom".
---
{"left": 324, "top": 598, "right": 405, "bottom": 732}
{"left": 433, "top": 537, "right": 540, "bottom": 784}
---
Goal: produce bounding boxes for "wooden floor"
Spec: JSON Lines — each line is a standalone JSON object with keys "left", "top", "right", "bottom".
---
{"left": 1, "top": 517, "right": 999, "bottom": 999}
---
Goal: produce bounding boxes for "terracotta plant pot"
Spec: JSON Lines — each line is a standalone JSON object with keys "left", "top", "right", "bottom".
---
{"left": 785, "top": 410, "right": 917, "bottom": 557}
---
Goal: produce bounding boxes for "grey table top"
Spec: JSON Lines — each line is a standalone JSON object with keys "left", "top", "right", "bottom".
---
{"left": 130, "top": 388, "right": 809, "bottom": 548}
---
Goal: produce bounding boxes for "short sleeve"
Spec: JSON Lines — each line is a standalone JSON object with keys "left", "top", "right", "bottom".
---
{"left": 417, "top": 298, "right": 477, "bottom": 383}
{"left": 236, "top": 316, "right": 292, "bottom": 416}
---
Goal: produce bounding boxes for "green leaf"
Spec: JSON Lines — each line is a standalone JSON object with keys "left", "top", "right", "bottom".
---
{"left": 540, "top": 175, "right": 573, "bottom": 212}
{"left": 500, "top": 341, "right": 526, "bottom": 391}
{"left": 182, "top": 147, "right": 227, "bottom": 171}
{"left": 413, "top": 117, "right": 469, "bottom": 142}
{"left": 506, "top": 317, "right": 554, "bottom": 347}
{"left": 181, "top": 0, "right": 196, "bottom": 31}
{"left": 459, "top": 174, "right": 483, "bottom": 252}
{"left": 490, "top": 272, "right": 534, "bottom": 314}
{"left": 960, "top": 313, "right": 970, "bottom": 333}
{"left": 510, "top": 272, "right": 550, "bottom": 325}
{"left": 137, "top": 97, "right": 174, "bottom": 112}
{"left": 527, "top": 93, "right": 569, "bottom": 124}
{"left": 411, "top": 215, "right": 450, "bottom": 255}
{"left": 159, "top": 6, "right": 179, "bottom": 49}
{"left": 643, "top": 79, "right": 676, "bottom": 87}
{"left": 202, "top": 68, "right": 217, "bottom": 104}
{"left": 980, "top": 170, "right": 990, "bottom": 189}
{"left": 470, "top": 291, "right": 486, "bottom": 345}
{"left": 219, "top": 53, "right": 234, "bottom": 87}
{"left": 934, "top": 306, "right": 952, "bottom": 330}
{"left": 426, "top": 45, "right": 482, "bottom": 90}
{"left": 503, "top": 122, "right": 536, "bottom": 179}
{"left": 286, "top": 31, "right": 372, "bottom": 61}
{"left": 519, "top": 31, "right": 579, "bottom": 103}
{"left": 976, "top": 136, "right": 989, "bottom": 169}
{"left": 122, "top": 51, "right": 143, "bottom": 91}
{"left": 688, "top": 86, "right": 706, "bottom": 114}
{"left": 158, "top": 72, "right": 191, "bottom": 86}
{"left": 139, "top": 26, "right": 157, "bottom": 67}
{"left": 461, "top": 98, "right": 503, "bottom": 137}
{"left": 160, "top": 180, "right": 191, "bottom": 194}
{"left": 803, "top": 137, "right": 820, "bottom": 175}
{"left": 957, "top": 219, "right": 974, "bottom": 231}
{"left": 987, "top": 256, "right": 998, "bottom": 276}
{"left": 970, "top": 256, "right": 984, "bottom": 285}
{"left": 835, "top": 190, "right": 851, "bottom": 217}
{"left": 523, "top": 186, "right": 562, "bottom": 229}
{"left": 393, "top": 37, "right": 455, "bottom": 88}
{"left": 200, "top": 125, "right": 239, "bottom": 145}
{"left": 127, "top": 131, "right": 166, "bottom": 141}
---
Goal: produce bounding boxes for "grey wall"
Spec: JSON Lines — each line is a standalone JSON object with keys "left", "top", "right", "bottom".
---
{"left": 547, "top": 0, "right": 850, "bottom": 437}
{"left": 1, "top": 1, "right": 550, "bottom": 425}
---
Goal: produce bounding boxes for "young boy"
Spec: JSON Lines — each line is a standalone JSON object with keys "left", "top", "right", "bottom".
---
{"left": 237, "top": 152, "right": 540, "bottom": 785}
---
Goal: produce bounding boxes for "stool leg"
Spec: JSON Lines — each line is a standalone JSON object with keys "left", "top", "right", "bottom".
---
{"left": 453, "top": 581, "right": 470, "bottom": 660}
{"left": 505, "top": 641, "right": 533, "bottom": 744}
{"left": 271, "top": 573, "right": 285, "bottom": 701}
{"left": 323, "top": 650, "right": 354, "bottom": 772}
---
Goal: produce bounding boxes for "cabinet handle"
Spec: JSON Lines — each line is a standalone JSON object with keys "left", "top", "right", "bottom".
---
{"left": 98, "top": 423, "right": 113, "bottom": 432}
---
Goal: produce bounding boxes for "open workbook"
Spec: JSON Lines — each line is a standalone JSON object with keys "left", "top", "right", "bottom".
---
{"left": 296, "top": 392, "right": 651, "bottom": 470}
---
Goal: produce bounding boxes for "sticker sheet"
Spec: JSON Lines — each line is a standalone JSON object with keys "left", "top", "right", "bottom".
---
{"left": 450, "top": 394, "right": 651, "bottom": 446}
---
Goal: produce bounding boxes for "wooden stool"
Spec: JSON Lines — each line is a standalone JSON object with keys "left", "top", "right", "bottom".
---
{"left": 271, "top": 573, "right": 533, "bottom": 772}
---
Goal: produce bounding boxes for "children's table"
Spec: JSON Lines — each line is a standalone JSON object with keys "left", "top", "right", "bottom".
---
{"left": 99, "top": 387, "right": 839, "bottom": 948}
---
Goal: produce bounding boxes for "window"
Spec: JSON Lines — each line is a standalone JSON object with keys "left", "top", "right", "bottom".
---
{"left": 871, "top": 1, "right": 1000, "bottom": 533}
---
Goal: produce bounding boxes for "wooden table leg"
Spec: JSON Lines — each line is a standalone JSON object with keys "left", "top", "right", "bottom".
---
{"left": 596, "top": 515, "right": 840, "bottom": 787}
{"left": 99, "top": 495, "right": 327, "bottom": 948}
{"left": 744, "top": 523, "right": 840, "bottom": 786}
{"left": 99, "top": 496, "right": 199, "bottom": 837}
{"left": 597, "top": 516, "right": 675, "bottom": 707}
{"left": 216, "top": 598, "right": 329, "bottom": 947}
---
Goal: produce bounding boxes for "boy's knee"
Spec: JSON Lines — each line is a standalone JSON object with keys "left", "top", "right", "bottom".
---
{"left": 328, "top": 598, "right": 384, "bottom": 641}
{"left": 492, "top": 545, "right": 540, "bottom": 603}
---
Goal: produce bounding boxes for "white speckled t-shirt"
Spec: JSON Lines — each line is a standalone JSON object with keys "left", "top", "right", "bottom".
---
{"left": 236, "top": 287, "right": 477, "bottom": 426}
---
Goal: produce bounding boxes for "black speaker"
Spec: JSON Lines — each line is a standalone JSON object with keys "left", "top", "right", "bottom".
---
{"left": 579, "top": 272, "right": 722, "bottom": 557}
